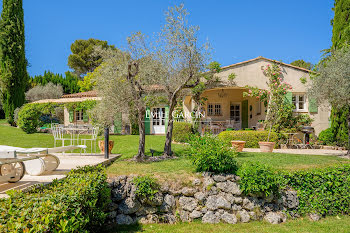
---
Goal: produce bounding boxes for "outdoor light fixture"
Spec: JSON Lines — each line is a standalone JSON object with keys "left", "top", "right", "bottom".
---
{"left": 218, "top": 89, "right": 227, "bottom": 98}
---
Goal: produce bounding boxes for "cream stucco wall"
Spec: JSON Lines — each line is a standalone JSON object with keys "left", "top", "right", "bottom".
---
{"left": 183, "top": 58, "right": 330, "bottom": 135}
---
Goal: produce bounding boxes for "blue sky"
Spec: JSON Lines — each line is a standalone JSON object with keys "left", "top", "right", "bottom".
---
{"left": 1, "top": 0, "right": 334, "bottom": 76}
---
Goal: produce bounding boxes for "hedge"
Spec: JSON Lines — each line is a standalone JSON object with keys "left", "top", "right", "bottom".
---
{"left": 237, "top": 163, "right": 350, "bottom": 216}
{"left": 173, "top": 122, "right": 194, "bottom": 143}
{"left": 0, "top": 165, "right": 110, "bottom": 232}
{"left": 218, "top": 130, "right": 280, "bottom": 148}
{"left": 283, "top": 164, "right": 350, "bottom": 216}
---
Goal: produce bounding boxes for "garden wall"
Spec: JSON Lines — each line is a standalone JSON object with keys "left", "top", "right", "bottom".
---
{"left": 106, "top": 173, "right": 299, "bottom": 225}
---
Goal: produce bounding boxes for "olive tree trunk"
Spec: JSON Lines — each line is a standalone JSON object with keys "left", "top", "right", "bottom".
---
{"left": 163, "top": 97, "right": 176, "bottom": 156}
{"left": 135, "top": 107, "right": 146, "bottom": 160}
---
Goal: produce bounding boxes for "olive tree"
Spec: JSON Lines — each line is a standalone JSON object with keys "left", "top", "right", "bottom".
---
{"left": 94, "top": 33, "right": 160, "bottom": 160}
{"left": 155, "top": 4, "right": 217, "bottom": 156}
{"left": 308, "top": 47, "right": 350, "bottom": 154}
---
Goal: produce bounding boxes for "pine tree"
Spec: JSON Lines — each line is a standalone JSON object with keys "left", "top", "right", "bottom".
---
{"left": 0, "top": 0, "right": 28, "bottom": 125}
{"left": 330, "top": 0, "right": 350, "bottom": 147}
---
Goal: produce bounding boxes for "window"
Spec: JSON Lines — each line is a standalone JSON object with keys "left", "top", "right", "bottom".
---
{"left": 230, "top": 104, "right": 240, "bottom": 121}
{"left": 75, "top": 110, "right": 84, "bottom": 121}
{"left": 256, "top": 101, "right": 262, "bottom": 115}
{"left": 292, "top": 94, "right": 306, "bottom": 111}
{"left": 208, "top": 103, "right": 221, "bottom": 116}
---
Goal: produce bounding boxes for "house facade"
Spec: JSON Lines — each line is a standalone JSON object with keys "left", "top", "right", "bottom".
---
{"left": 182, "top": 57, "right": 330, "bottom": 135}
{"left": 33, "top": 57, "right": 330, "bottom": 135}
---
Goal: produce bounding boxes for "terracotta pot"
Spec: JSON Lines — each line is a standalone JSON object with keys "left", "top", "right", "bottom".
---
{"left": 231, "top": 140, "right": 246, "bottom": 152}
{"left": 258, "top": 142, "right": 275, "bottom": 152}
{"left": 98, "top": 140, "right": 114, "bottom": 154}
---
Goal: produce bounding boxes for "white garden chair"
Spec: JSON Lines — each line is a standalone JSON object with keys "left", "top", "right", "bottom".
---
{"left": 80, "top": 127, "right": 99, "bottom": 155}
{"left": 52, "top": 126, "right": 72, "bottom": 149}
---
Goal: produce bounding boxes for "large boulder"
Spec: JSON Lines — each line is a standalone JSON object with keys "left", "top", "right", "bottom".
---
{"left": 194, "top": 192, "right": 206, "bottom": 204}
{"left": 242, "top": 198, "right": 258, "bottom": 211}
{"left": 146, "top": 192, "right": 164, "bottom": 206}
{"left": 181, "top": 187, "right": 197, "bottom": 196}
{"left": 118, "top": 197, "right": 141, "bottom": 214}
{"left": 116, "top": 214, "right": 134, "bottom": 225}
{"left": 206, "top": 195, "right": 231, "bottom": 210}
{"left": 309, "top": 213, "right": 321, "bottom": 221}
{"left": 189, "top": 210, "right": 203, "bottom": 219}
{"left": 160, "top": 194, "right": 175, "bottom": 212}
{"left": 203, "top": 177, "right": 215, "bottom": 189}
{"left": 238, "top": 210, "right": 250, "bottom": 223}
{"left": 216, "top": 196, "right": 231, "bottom": 209}
{"left": 221, "top": 212, "right": 237, "bottom": 224}
{"left": 264, "top": 212, "right": 286, "bottom": 224}
{"left": 202, "top": 211, "right": 220, "bottom": 223}
{"left": 226, "top": 181, "right": 242, "bottom": 195}
{"left": 179, "top": 196, "right": 198, "bottom": 212}
{"left": 213, "top": 175, "right": 227, "bottom": 182}
{"left": 179, "top": 210, "right": 191, "bottom": 222}
{"left": 282, "top": 190, "right": 299, "bottom": 209}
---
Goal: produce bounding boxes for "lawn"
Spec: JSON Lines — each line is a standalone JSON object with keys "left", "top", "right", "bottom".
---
{"left": 0, "top": 122, "right": 348, "bottom": 182}
{"left": 110, "top": 215, "right": 350, "bottom": 233}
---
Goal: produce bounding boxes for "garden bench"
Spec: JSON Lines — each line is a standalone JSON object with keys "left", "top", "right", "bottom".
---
{"left": 0, "top": 145, "right": 86, "bottom": 183}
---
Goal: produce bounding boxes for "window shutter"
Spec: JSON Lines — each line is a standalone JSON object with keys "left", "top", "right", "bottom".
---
{"left": 83, "top": 111, "right": 89, "bottom": 122}
{"left": 284, "top": 92, "right": 293, "bottom": 105}
{"left": 164, "top": 106, "right": 169, "bottom": 133}
{"left": 69, "top": 110, "right": 74, "bottom": 123}
{"left": 145, "top": 107, "right": 151, "bottom": 135}
{"left": 242, "top": 100, "right": 248, "bottom": 129}
{"left": 308, "top": 97, "right": 318, "bottom": 113}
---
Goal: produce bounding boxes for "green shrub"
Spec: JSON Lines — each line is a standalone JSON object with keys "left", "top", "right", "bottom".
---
{"left": 17, "top": 103, "right": 62, "bottom": 134}
{"left": 318, "top": 128, "right": 335, "bottom": 145}
{"left": 17, "top": 104, "right": 43, "bottom": 133}
{"left": 283, "top": 164, "right": 350, "bottom": 216}
{"left": 218, "top": 130, "right": 280, "bottom": 148}
{"left": 133, "top": 175, "right": 160, "bottom": 201}
{"left": 189, "top": 134, "right": 238, "bottom": 174}
{"left": 238, "top": 162, "right": 281, "bottom": 197}
{"left": 0, "top": 165, "right": 110, "bottom": 232}
{"left": 173, "top": 122, "right": 194, "bottom": 143}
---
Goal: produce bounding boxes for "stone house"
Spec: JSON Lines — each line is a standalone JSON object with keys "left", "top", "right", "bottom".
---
{"left": 182, "top": 56, "right": 329, "bottom": 135}
{"left": 34, "top": 57, "right": 330, "bottom": 135}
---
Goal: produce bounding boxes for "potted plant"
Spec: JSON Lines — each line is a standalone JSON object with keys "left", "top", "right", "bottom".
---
{"left": 98, "top": 140, "right": 114, "bottom": 154}
{"left": 244, "top": 62, "right": 293, "bottom": 153}
{"left": 231, "top": 140, "right": 246, "bottom": 152}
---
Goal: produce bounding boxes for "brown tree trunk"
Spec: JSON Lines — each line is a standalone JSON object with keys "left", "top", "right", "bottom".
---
{"left": 164, "top": 98, "right": 176, "bottom": 156}
{"left": 135, "top": 107, "right": 146, "bottom": 161}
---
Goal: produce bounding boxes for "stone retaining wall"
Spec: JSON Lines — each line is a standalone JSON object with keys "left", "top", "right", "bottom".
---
{"left": 107, "top": 173, "right": 299, "bottom": 225}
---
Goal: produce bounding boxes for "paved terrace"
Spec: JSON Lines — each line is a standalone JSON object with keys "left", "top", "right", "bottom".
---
{"left": 0, "top": 153, "right": 120, "bottom": 198}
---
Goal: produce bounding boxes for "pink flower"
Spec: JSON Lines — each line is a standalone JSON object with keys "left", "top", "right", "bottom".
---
{"left": 249, "top": 90, "right": 252, "bottom": 93}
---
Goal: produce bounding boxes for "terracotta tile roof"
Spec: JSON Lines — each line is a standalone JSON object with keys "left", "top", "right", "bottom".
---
{"left": 62, "top": 90, "right": 97, "bottom": 98}
{"left": 221, "top": 56, "right": 314, "bottom": 73}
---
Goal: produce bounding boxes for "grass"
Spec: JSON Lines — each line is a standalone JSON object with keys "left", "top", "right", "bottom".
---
{"left": 0, "top": 122, "right": 186, "bottom": 157}
{"left": 110, "top": 215, "right": 350, "bottom": 233}
{"left": 0, "top": 122, "right": 348, "bottom": 181}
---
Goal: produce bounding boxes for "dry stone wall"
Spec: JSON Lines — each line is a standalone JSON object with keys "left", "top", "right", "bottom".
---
{"left": 107, "top": 173, "right": 299, "bottom": 225}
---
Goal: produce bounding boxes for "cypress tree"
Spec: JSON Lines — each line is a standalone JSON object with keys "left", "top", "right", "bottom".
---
{"left": 0, "top": 0, "right": 28, "bottom": 125}
{"left": 330, "top": 0, "right": 350, "bottom": 148}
